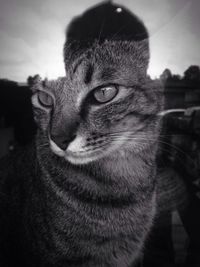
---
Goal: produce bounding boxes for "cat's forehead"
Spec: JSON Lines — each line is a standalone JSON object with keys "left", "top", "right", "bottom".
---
{"left": 44, "top": 40, "right": 150, "bottom": 103}
{"left": 45, "top": 77, "right": 69, "bottom": 93}
{"left": 65, "top": 40, "right": 149, "bottom": 85}
{"left": 66, "top": 40, "right": 149, "bottom": 69}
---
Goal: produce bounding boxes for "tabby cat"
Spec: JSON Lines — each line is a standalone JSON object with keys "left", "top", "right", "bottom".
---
{"left": 0, "top": 2, "right": 164, "bottom": 267}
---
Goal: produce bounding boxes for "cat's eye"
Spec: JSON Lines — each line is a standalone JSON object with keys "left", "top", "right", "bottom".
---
{"left": 37, "top": 91, "right": 54, "bottom": 108}
{"left": 93, "top": 86, "right": 118, "bottom": 103}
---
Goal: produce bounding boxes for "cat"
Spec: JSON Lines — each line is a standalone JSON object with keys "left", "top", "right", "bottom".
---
{"left": 0, "top": 76, "right": 163, "bottom": 267}
{"left": 0, "top": 2, "right": 164, "bottom": 267}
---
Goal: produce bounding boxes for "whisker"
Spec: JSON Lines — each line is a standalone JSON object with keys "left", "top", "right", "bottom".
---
{"left": 97, "top": 18, "right": 105, "bottom": 45}
{"left": 109, "top": 132, "right": 186, "bottom": 138}
{"left": 81, "top": 140, "right": 111, "bottom": 153}
{"left": 109, "top": 24, "right": 127, "bottom": 41}
{"left": 109, "top": 136, "right": 195, "bottom": 163}
{"left": 38, "top": 142, "right": 49, "bottom": 148}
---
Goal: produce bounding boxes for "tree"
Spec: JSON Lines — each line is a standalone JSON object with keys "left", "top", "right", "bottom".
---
{"left": 171, "top": 74, "right": 181, "bottom": 81}
{"left": 160, "top": 69, "right": 172, "bottom": 81}
{"left": 183, "top": 65, "right": 200, "bottom": 82}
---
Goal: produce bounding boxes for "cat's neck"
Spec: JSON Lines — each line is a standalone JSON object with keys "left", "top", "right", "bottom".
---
{"left": 36, "top": 145, "right": 156, "bottom": 206}
{"left": 22, "top": 144, "right": 157, "bottom": 262}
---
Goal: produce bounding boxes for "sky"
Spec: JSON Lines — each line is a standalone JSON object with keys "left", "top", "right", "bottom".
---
{"left": 0, "top": 0, "right": 199, "bottom": 82}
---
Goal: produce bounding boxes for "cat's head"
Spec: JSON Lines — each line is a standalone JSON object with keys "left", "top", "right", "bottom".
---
{"left": 31, "top": 40, "right": 163, "bottom": 165}
{"left": 31, "top": 3, "right": 163, "bottom": 165}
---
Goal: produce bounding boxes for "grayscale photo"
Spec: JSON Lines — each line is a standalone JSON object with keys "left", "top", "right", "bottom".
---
{"left": 0, "top": 0, "right": 200, "bottom": 266}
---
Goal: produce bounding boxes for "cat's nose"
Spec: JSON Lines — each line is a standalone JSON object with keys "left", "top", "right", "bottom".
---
{"left": 51, "top": 134, "right": 76, "bottom": 150}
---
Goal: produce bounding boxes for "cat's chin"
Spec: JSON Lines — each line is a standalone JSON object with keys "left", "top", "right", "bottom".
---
{"left": 64, "top": 147, "right": 130, "bottom": 165}
{"left": 64, "top": 151, "right": 101, "bottom": 165}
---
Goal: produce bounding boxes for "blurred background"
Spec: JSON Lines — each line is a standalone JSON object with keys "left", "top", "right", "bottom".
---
{"left": 0, "top": 0, "right": 200, "bottom": 266}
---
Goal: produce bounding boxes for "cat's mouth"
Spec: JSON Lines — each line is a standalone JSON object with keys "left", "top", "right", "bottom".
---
{"left": 49, "top": 131, "right": 152, "bottom": 164}
{"left": 49, "top": 136, "right": 105, "bottom": 164}
{"left": 49, "top": 135, "right": 124, "bottom": 165}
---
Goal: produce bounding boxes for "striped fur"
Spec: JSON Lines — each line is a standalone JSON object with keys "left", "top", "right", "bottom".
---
{"left": 0, "top": 39, "right": 163, "bottom": 266}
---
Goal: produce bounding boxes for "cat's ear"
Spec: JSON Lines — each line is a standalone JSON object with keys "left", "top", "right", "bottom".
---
{"left": 30, "top": 75, "right": 45, "bottom": 94}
